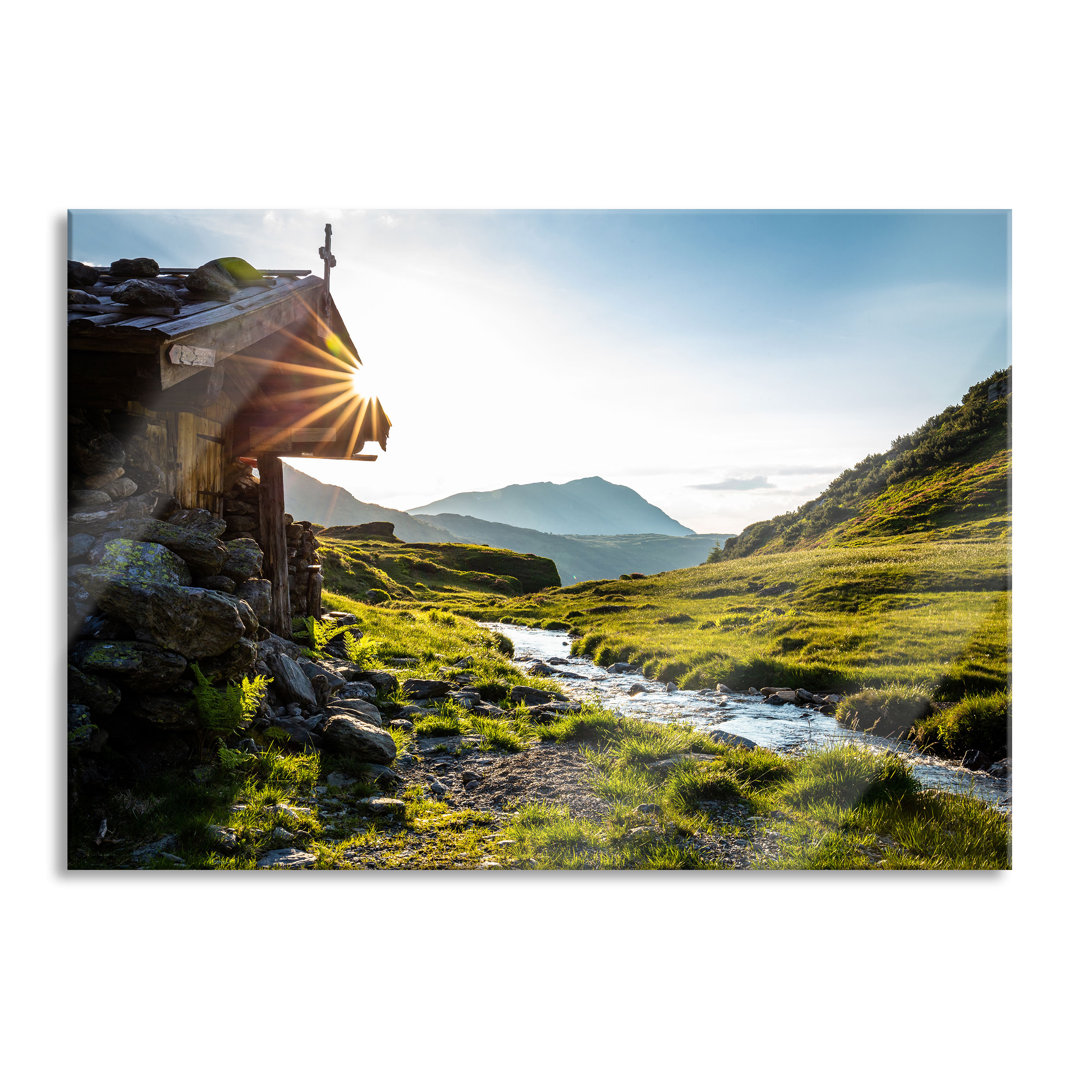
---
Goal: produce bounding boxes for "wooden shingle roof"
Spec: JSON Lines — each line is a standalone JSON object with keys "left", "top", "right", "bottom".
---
{"left": 68, "top": 258, "right": 390, "bottom": 457}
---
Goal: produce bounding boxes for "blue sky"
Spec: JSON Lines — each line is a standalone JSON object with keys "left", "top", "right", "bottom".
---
{"left": 69, "top": 208, "right": 1009, "bottom": 533}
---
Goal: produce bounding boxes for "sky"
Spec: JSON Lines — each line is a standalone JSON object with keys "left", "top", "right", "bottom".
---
{"left": 69, "top": 208, "right": 1009, "bottom": 535}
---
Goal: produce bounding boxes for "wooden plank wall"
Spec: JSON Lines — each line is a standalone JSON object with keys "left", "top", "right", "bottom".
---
{"left": 123, "top": 401, "right": 229, "bottom": 515}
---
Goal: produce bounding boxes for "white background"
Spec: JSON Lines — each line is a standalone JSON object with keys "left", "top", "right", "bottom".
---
{"left": 7, "top": 2, "right": 1072, "bottom": 1076}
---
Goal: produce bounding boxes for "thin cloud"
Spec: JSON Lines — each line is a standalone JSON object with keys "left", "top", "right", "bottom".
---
{"left": 691, "top": 476, "right": 775, "bottom": 491}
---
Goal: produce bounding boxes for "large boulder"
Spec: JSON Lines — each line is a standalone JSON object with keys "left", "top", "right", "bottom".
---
{"left": 68, "top": 665, "right": 122, "bottom": 716}
{"left": 330, "top": 697, "right": 385, "bottom": 726}
{"left": 222, "top": 538, "right": 264, "bottom": 582}
{"left": 235, "top": 578, "right": 272, "bottom": 623}
{"left": 322, "top": 713, "right": 397, "bottom": 764}
{"left": 97, "top": 581, "right": 248, "bottom": 658}
{"left": 402, "top": 678, "right": 455, "bottom": 700}
{"left": 74, "top": 640, "right": 188, "bottom": 692}
{"left": 197, "top": 637, "right": 258, "bottom": 684}
{"left": 119, "top": 519, "right": 228, "bottom": 578}
{"left": 167, "top": 507, "right": 227, "bottom": 537}
{"left": 266, "top": 652, "right": 318, "bottom": 710}
{"left": 88, "top": 538, "right": 193, "bottom": 587}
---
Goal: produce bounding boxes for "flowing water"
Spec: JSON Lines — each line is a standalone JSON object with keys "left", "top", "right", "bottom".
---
{"left": 483, "top": 622, "right": 1011, "bottom": 809}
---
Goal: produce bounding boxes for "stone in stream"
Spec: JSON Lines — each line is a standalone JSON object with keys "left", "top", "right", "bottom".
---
{"left": 628, "top": 683, "right": 648, "bottom": 696}
{"left": 607, "top": 662, "right": 641, "bottom": 674}
{"left": 764, "top": 691, "right": 801, "bottom": 706}
{"left": 665, "top": 681, "right": 678, "bottom": 693}
{"left": 709, "top": 730, "right": 759, "bottom": 751}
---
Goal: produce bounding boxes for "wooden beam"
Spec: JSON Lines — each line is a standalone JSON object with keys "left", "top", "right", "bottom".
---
{"left": 257, "top": 453, "right": 291, "bottom": 638}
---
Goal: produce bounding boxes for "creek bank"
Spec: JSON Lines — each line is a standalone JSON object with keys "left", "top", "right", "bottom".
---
{"left": 484, "top": 622, "right": 1012, "bottom": 807}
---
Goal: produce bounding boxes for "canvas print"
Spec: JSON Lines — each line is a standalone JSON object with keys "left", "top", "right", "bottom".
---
{"left": 66, "top": 209, "right": 1011, "bottom": 869}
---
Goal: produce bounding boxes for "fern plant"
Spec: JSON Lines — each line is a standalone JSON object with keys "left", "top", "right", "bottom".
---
{"left": 343, "top": 630, "right": 379, "bottom": 667}
{"left": 190, "top": 663, "right": 271, "bottom": 738}
{"left": 293, "top": 615, "right": 357, "bottom": 658}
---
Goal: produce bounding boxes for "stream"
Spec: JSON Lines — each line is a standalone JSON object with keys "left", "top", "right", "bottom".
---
{"left": 483, "top": 622, "right": 1011, "bottom": 809}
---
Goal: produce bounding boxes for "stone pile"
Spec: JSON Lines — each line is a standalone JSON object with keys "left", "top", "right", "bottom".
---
{"left": 221, "top": 459, "right": 323, "bottom": 620}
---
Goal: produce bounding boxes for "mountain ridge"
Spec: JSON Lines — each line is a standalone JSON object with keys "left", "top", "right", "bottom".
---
{"left": 408, "top": 476, "right": 693, "bottom": 537}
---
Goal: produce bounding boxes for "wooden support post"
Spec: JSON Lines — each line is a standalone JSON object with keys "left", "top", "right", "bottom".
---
{"left": 257, "top": 453, "right": 291, "bottom": 638}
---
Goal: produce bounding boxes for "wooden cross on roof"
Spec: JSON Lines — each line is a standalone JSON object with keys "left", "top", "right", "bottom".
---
{"left": 318, "top": 222, "right": 336, "bottom": 321}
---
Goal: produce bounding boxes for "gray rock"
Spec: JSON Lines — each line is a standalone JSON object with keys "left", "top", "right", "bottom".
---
{"left": 68, "top": 704, "right": 97, "bottom": 750}
{"left": 89, "top": 538, "right": 193, "bottom": 587}
{"left": 636, "top": 803, "right": 661, "bottom": 815}
{"left": 510, "top": 685, "right": 568, "bottom": 706}
{"left": 196, "top": 637, "right": 258, "bottom": 684}
{"left": 354, "top": 670, "right": 398, "bottom": 694}
{"left": 339, "top": 680, "right": 377, "bottom": 702}
{"left": 97, "top": 580, "right": 247, "bottom": 658}
{"left": 358, "top": 797, "right": 406, "bottom": 814}
{"left": 665, "top": 681, "right": 678, "bottom": 692}
{"left": 402, "top": 678, "right": 455, "bottom": 700}
{"left": 329, "top": 697, "right": 385, "bottom": 726}
{"left": 132, "top": 834, "right": 177, "bottom": 863}
{"left": 71, "top": 488, "right": 112, "bottom": 507}
{"left": 235, "top": 578, "right": 272, "bottom": 623}
{"left": 118, "top": 519, "right": 228, "bottom": 578}
{"left": 255, "top": 848, "right": 316, "bottom": 869}
{"left": 325, "top": 771, "right": 358, "bottom": 789}
{"left": 69, "top": 533, "right": 97, "bottom": 562}
{"left": 131, "top": 694, "right": 200, "bottom": 729}
{"left": 74, "top": 640, "right": 188, "bottom": 691}
{"left": 194, "top": 574, "right": 236, "bottom": 593}
{"left": 628, "top": 683, "right": 648, "bottom": 696}
{"left": 68, "top": 664, "right": 122, "bottom": 716}
{"left": 962, "top": 749, "right": 992, "bottom": 772}
{"left": 167, "top": 507, "right": 227, "bottom": 537}
{"left": 105, "top": 477, "right": 139, "bottom": 499}
{"left": 716, "top": 683, "right": 733, "bottom": 693}
{"left": 207, "top": 825, "right": 238, "bottom": 852}
{"left": 112, "top": 278, "right": 180, "bottom": 310}
{"left": 110, "top": 257, "right": 159, "bottom": 277}
{"left": 323, "top": 712, "right": 397, "bottom": 764}
{"left": 607, "top": 662, "right": 640, "bottom": 674}
{"left": 222, "top": 538, "right": 264, "bottom": 582}
{"left": 68, "top": 261, "right": 100, "bottom": 288}
{"left": 988, "top": 758, "right": 1011, "bottom": 778}
{"left": 267, "top": 652, "right": 317, "bottom": 711}
{"left": 299, "top": 659, "right": 345, "bottom": 691}
{"left": 764, "top": 691, "right": 800, "bottom": 706}
{"left": 709, "top": 730, "right": 759, "bottom": 750}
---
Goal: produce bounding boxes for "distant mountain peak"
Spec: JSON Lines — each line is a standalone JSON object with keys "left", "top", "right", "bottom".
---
{"left": 409, "top": 476, "right": 692, "bottom": 537}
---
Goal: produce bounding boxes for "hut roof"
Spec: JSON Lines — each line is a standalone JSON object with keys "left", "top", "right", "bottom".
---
{"left": 68, "top": 258, "right": 389, "bottom": 457}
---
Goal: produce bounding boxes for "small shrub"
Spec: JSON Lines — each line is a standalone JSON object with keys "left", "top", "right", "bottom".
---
{"left": 836, "top": 684, "right": 931, "bottom": 738}
{"left": 914, "top": 691, "right": 1010, "bottom": 760}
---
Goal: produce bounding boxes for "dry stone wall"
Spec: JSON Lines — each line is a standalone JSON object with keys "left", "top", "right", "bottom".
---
{"left": 68, "top": 410, "right": 275, "bottom": 746}
{"left": 222, "top": 459, "right": 323, "bottom": 621}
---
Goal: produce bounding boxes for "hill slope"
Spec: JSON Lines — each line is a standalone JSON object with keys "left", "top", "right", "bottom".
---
{"left": 282, "top": 462, "right": 457, "bottom": 543}
{"left": 409, "top": 476, "right": 693, "bottom": 536}
{"left": 315, "top": 527, "right": 560, "bottom": 600}
{"left": 416, "top": 512, "right": 731, "bottom": 584}
{"left": 718, "top": 368, "right": 1011, "bottom": 559}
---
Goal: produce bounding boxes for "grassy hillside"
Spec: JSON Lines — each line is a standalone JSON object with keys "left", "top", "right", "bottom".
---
{"left": 316, "top": 527, "right": 560, "bottom": 601}
{"left": 717, "top": 369, "right": 1010, "bottom": 558}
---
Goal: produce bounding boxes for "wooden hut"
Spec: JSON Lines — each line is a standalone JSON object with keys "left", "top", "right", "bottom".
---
{"left": 67, "top": 233, "right": 389, "bottom": 635}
